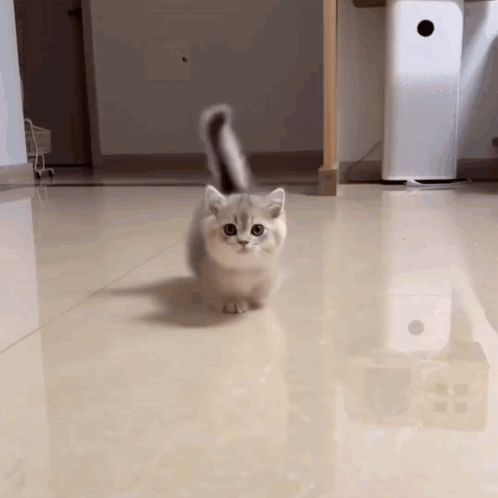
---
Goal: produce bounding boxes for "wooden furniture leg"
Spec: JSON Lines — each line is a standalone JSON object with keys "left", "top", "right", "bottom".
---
{"left": 318, "top": 0, "right": 338, "bottom": 196}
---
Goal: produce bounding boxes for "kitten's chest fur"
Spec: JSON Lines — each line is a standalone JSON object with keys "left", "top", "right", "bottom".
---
{"left": 200, "top": 255, "right": 276, "bottom": 298}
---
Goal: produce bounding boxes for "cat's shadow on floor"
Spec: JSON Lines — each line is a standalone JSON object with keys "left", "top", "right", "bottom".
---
{"left": 108, "top": 276, "right": 238, "bottom": 328}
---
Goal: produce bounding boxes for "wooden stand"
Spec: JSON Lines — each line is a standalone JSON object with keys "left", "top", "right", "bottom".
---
{"left": 318, "top": 0, "right": 338, "bottom": 196}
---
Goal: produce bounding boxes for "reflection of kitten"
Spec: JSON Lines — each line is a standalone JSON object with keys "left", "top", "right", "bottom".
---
{"left": 187, "top": 105, "right": 287, "bottom": 314}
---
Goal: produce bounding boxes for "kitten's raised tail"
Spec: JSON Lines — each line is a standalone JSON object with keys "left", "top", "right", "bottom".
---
{"left": 200, "top": 104, "right": 250, "bottom": 195}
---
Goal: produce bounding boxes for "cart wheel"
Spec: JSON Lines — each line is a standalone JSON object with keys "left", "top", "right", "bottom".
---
{"left": 35, "top": 171, "right": 41, "bottom": 180}
{"left": 48, "top": 169, "right": 54, "bottom": 178}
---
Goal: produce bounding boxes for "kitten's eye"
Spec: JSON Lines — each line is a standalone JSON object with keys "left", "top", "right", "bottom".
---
{"left": 251, "top": 224, "right": 265, "bottom": 236}
{"left": 223, "top": 223, "right": 237, "bottom": 236}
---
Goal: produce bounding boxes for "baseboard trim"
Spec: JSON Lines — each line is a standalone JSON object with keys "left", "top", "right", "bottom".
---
{"left": 353, "top": 0, "right": 491, "bottom": 8}
{"left": 340, "top": 160, "right": 382, "bottom": 183}
{"left": 63, "top": 153, "right": 498, "bottom": 184}
{"left": 97, "top": 151, "right": 323, "bottom": 179}
{"left": 457, "top": 159, "right": 498, "bottom": 180}
{"left": 0, "top": 162, "right": 33, "bottom": 185}
{"left": 340, "top": 158, "right": 498, "bottom": 183}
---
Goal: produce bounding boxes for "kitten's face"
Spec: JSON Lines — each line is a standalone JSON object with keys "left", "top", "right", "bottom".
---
{"left": 203, "top": 187, "right": 287, "bottom": 269}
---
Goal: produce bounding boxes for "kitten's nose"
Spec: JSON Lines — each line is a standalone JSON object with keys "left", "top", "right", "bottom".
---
{"left": 238, "top": 240, "right": 249, "bottom": 246}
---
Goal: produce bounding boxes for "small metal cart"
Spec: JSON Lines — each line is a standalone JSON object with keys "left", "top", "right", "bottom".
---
{"left": 24, "top": 118, "right": 54, "bottom": 179}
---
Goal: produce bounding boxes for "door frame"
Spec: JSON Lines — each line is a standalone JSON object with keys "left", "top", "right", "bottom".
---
{"left": 81, "top": 0, "right": 102, "bottom": 167}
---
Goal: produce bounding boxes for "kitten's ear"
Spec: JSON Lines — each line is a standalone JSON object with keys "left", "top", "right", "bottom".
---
{"left": 205, "top": 185, "right": 226, "bottom": 215}
{"left": 266, "top": 188, "right": 285, "bottom": 218}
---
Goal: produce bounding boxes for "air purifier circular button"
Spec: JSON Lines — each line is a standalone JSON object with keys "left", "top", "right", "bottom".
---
{"left": 408, "top": 320, "right": 425, "bottom": 335}
{"left": 417, "top": 20, "right": 435, "bottom": 37}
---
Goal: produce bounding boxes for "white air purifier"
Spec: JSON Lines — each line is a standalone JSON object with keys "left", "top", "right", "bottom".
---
{"left": 382, "top": 0, "right": 464, "bottom": 181}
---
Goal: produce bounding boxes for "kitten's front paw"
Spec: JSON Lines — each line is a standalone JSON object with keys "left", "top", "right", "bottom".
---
{"left": 223, "top": 300, "right": 249, "bottom": 314}
{"left": 250, "top": 299, "right": 267, "bottom": 310}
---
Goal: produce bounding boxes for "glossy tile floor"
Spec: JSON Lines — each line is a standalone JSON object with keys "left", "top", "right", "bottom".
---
{"left": 2, "top": 183, "right": 498, "bottom": 498}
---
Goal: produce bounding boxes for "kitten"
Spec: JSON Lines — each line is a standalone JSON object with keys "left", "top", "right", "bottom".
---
{"left": 187, "top": 104, "right": 287, "bottom": 314}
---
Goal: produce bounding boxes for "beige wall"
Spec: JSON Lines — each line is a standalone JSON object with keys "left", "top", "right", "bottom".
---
{"left": 89, "top": 0, "right": 498, "bottom": 161}
{"left": 89, "top": 0, "right": 323, "bottom": 156}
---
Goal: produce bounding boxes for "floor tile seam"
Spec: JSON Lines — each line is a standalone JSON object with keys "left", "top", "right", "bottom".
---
{"left": 0, "top": 239, "right": 182, "bottom": 356}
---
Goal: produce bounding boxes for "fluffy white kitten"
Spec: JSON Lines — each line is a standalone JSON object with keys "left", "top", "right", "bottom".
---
{"left": 187, "top": 104, "right": 287, "bottom": 314}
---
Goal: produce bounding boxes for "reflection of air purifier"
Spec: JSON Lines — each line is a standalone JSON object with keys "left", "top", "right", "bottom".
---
{"left": 382, "top": 190, "right": 453, "bottom": 354}
{"left": 384, "top": 295, "right": 452, "bottom": 353}
{"left": 382, "top": 0, "right": 464, "bottom": 181}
